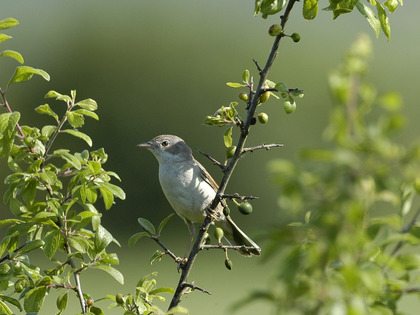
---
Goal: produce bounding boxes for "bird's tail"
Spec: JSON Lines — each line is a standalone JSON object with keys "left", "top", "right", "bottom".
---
{"left": 216, "top": 216, "right": 261, "bottom": 257}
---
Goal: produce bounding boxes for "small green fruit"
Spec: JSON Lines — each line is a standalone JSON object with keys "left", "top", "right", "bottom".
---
{"left": 238, "top": 202, "right": 253, "bottom": 215}
{"left": 214, "top": 227, "right": 224, "bottom": 243}
{"left": 291, "top": 32, "right": 301, "bottom": 42}
{"left": 225, "top": 258, "right": 233, "bottom": 270}
{"left": 258, "top": 112, "right": 269, "bottom": 124}
{"left": 239, "top": 92, "right": 249, "bottom": 102}
{"left": 268, "top": 24, "right": 282, "bottom": 36}
{"left": 284, "top": 99, "right": 296, "bottom": 114}
{"left": 226, "top": 146, "right": 236, "bottom": 159}
{"left": 116, "top": 293, "right": 124, "bottom": 305}
{"left": 259, "top": 91, "right": 270, "bottom": 103}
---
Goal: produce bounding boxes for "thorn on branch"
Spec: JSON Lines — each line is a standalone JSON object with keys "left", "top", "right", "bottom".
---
{"left": 144, "top": 230, "right": 184, "bottom": 264}
{"left": 253, "top": 59, "right": 263, "bottom": 74}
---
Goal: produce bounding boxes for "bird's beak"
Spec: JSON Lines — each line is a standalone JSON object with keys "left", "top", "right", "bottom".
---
{"left": 137, "top": 141, "right": 151, "bottom": 149}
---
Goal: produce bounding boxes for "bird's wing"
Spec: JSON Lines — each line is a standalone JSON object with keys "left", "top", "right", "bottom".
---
{"left": 194, "top": 158, "right": 219, "bottom": 191}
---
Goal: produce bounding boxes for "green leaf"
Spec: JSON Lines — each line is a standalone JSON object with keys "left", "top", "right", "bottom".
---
{"left": 223, "top": 127, "right": 233, "bottom": 148}
{"left": 56, "top": 291, "right": 68, "bottom": 311}
{"left": 22, "top": 179, "right": 37, "bottom": 205}
{"left": 376, "top": 3, "right": 391, "bottom": 41}
{"left": 167, "top": 305, "right": 189, "bottom": 314}
{"left": 356, "top": 2, "right": 380, "bottom": 38}
{"left": 0, "top": 294, "right": 22, "bottom": 311}
{"left": 0, "top": 34, "right": 11, "bottom": 43}
{"left": 149, "top": 287, "right": 175, "bottom": 295}
{"left": 76, "top": 98, "right": 98, "bottom": 111}
{"left": 99, "top": 182, "right": 126, "bottom": 200}
{"left": 35, "top": 104, "right": 59, "bottom": 121}
{"left": 128, "top": 231, "right": 149, "bottom": 247}
{"left": 226, "top": 82, "right": 245, "bottom": 88}
{"left": 66, "top": 111, "right": 84, "bottom": 128}
{"left": 74, "top": 109, "right": 99, "bottom": 120}
{"left": 10, "top": 198, "right": 27, "bottom": 216}
{"left": 44, "top": 90, "right": 72, "bottom": 102}
{"left": 94, "top": 265, "right": 124, "bottom": 284}
{"left": 60, "top": 129, "right": 92, "bottom": 147}
{"left": 100, "top": 187, "right": 114, "bottom": 210}
{"left": 303, "top": 0, "right": 318, "bottom": 20}
{"left": 158, "top": 213, "right": 174, "bottom": 235}
{"left": 41, "top": 125, "right": 57, "bottom": 138}
{"left": 0, "top": 50, "right": 23, "bottom": 64}
{"left": 90, "top": 306, "right": 105, "bottom": 315}
{"left": 241, "top": 70, "right": 250, "bottom": 83}
{"left": 0, "top": 112, "right": 20, "bottom": 157}
{"left": 0, "top": 300, "right": 12, "bottom": 315}
{"left": 8, "top": 66, "right": 50, "bottom": 87}
{"left": 23, "top": 286, "right": 47, "bottom": 312}
{"left": 43, "top": 230, "right": 60, "bottom": 258}
{"left": 0, "top": 18, "right": 19, "bottom": 30}
{"left": 95, "top": 225, "right": 113, "bottom": 253}
{"left": 259, "top": 0, "right": 287, "bottom": 18}
{"left": 18, "top": 240, "right": 44, "bottom": 255}
{"left": 138, "top": 218, "right": 156, "bottom": 235}
{"left": 53, "top": 149, "right": 82, "bottom": 170}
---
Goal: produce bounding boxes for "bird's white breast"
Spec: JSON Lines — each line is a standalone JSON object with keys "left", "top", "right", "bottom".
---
{"left": 158, "top": 160, "right": 215, "bottom": 223}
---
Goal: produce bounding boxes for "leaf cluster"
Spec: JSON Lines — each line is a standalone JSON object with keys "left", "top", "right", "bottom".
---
{"left": 237, "top": 34, "right": 420, "bottom": 315}
{"left": 254, "top": 0, "right": 402, "bottom": 40}
{"left": 0, "top": 17, "right": 171, "bottom": 315}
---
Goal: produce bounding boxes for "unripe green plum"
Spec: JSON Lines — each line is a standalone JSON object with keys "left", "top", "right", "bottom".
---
{"left": 238, "top": 202, "right": 253, "bottom": 215}
{"left": 268, "top": 24, "right": 282, "bottom": 36}
{"left": 259, "top": 91, "right": 270, "bottom": 103}
{"left": 225, "top": 258, "right": 233, "bottom": 270}
{"left": 239, "top": 92, "right": 249, "bottom": 102}
{"left": 284, "top": 99, "right": 296, "bottom": 114}
{"left": 214, "top": 227, "right": 224, "bottom": 243}
{"left": 291, "top": 32, "right": 301, "bottom": 42}
{"left": 258, "top": 112, "right": 269, "bottom": 124}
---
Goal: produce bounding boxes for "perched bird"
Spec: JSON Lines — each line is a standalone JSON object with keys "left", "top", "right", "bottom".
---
{"left": 138, "top": 135, "right": 261, "bottom": 256}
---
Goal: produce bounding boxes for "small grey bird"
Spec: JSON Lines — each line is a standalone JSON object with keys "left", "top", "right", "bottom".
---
{"left": 138, "top": 135, "right": 261, "bottom": 256}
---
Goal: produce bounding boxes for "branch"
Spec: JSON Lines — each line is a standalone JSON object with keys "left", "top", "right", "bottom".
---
{"left": 168, "top": 0, "right": 300, "bottom": 310}
{"left": 145, "top": 230, "right": 183, "bottom": 263}
{"left": 221, "top": 193, "right": 259, "bottom": 201}
{"left": 201, "top": 244, "right": 259, "bottom": 252}
{"left": 391, "top": 206, "right": 420, "bottom": 256}
{"left": 182, "top": 282, "right": 211, "bottom": 295}
{"left": 195, "top": 148, "right": 225, "bottom": 170}
{"left": 242, "top": 143, "right": 284, "bottom": 155}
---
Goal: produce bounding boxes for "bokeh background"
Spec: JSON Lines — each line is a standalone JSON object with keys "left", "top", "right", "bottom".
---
{"left": 1, "top": 1, "right": 419, "bottom": 314}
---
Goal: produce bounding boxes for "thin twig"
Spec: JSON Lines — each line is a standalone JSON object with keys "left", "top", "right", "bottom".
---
{"left": 391, "top": 206, "right": 420, "bottom": 256}
{"left": 201, "top": 244, "right": 259, "bottom": 252}
{"left": 221, "top": 193, "right": 259, "bottom": 201}
{"left": 195, "top": 148, "right": 225, "bottom": 170}
{"left": 145, "top": 231, "right": 183, "bottom": 263}
{"left": 242, "top": 143, "right": 283, "bottom": 154}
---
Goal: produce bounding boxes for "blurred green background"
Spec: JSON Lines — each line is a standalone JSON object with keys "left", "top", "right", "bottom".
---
{"left": 1, "top": 1, "right": 419, "bottom": 314}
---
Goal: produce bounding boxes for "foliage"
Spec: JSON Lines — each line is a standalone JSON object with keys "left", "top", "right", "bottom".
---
{"left": 0, "top": 17, "right": 175, "bottom": 314}
{"left": 254, "top": 0, "right": 402, "bottom": 40}
{"left": 235, "top": 34, "right": 420, "bottom": 315}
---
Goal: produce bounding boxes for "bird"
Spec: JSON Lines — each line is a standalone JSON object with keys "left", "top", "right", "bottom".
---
{"left": 137, "top": 134, "right": 261, "bottom": 257}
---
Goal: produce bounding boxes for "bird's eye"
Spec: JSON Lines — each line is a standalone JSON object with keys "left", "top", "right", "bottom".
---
{"left": 161, "top": 140, "right": 169, "bottom": 147}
